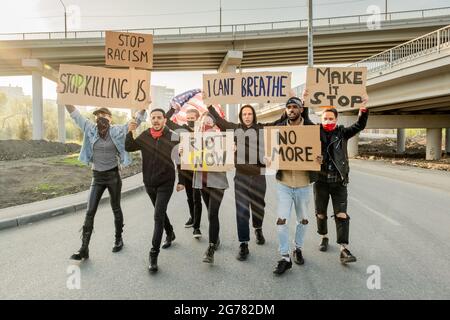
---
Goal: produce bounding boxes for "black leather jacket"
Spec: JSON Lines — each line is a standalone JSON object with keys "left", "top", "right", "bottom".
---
{"left": 320, "top": 111, "right": 369, "bottom": 184}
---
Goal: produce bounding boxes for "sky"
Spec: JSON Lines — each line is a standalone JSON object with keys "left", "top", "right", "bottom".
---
{"left": 0, "top": 0, "right": 448, "bottom": 101}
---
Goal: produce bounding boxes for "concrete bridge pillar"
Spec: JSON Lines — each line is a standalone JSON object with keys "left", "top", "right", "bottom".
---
{"left": 426, "top": 128, "right": 442, "bottom": 160}
{"left": 445, "top": 128, "right": 450, "bottom": 154}
{"left": 31, "top": 71, "right": 44, "bottom": 140}
{"left": 219, "top": 51, "right": 243, "bottom": 123}
{"left": 397, "top": 128, "right": 406, "bottom": 153}
{"left": 347, "top": 134, "right": 360, "bottom": 158}
{"left": 58, "top": 104, "right": 66, "bottom": 143}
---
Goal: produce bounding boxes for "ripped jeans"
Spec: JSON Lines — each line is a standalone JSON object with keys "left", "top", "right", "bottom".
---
{"left": 276, "top": 182, "right": 313, "bottom": 256}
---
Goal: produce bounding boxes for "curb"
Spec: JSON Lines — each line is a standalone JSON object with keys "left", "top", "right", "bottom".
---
{"left": 0, "top": 184, "right": 145, "bottom": 232}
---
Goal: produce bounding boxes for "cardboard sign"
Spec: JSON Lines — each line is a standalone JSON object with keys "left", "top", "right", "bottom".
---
{"left": 203, "top": 72, "right": 291, "bottom": 105}
{"left": 180, "top": 132, "right": 235, "bottom": 172}
{"left": 105, "top": 31, "right": 153, "bottom": 69}
{"left": 264, "top": 126, "right": 321, "bottom": 171}
{"left": 57, "top": 64, "right": 151, "bottom": 109}
{"left": 305, "top": 67, "right": 367, "bottom": 110}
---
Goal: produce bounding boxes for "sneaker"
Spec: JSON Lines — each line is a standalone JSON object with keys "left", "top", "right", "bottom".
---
{"left": 340, "top": 248, "right": 357, "bottom": 264}
{"left": 162, "top": 231, "right": 176, "bottom": 249}
{"left": 293, "top": 248, "right": 305, "bottom": 265}
{"left": 319, "top": 237, "right": 329, "bottom": 252}
{"left": 236, "top": 243, "right": 249, "bottom": 261}
{"left": 273, "top": 258, "right": 292, "bottom": 275}
{"left": 202, "top": 244, "right": 215, "bottom": 263}
{"left": 184, "top": 218, "right": 194, "bottom": 228}
{"left": 193, "top": 229, "right": 202, "bottom": 239}
{"left": 255, "top": 228, "right": 266, "bottom": 245}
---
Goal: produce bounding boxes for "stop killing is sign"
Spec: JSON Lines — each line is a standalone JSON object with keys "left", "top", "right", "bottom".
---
{"left": 57, "top": 64, "right": 151, "bottom": 109}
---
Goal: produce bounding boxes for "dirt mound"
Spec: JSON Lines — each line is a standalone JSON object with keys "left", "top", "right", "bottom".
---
{"left": 359, "top": 137, "right": 426, "bottom": 158}
{"left": 0, "top": 140, "right": 81, "bottom": 161}
{"left": 358, "top": 137, "right": 450, "bottom": 172}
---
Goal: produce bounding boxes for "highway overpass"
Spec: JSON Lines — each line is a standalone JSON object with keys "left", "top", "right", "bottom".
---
{"left": 0, "top": 8, "right": 449, "bottom": 159}
{"left": 257, "top": 24, "right": 450, "bottom": 160}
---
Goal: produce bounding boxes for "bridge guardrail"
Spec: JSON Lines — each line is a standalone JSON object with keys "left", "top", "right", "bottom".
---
{"left": 349, "top": 24, "right": 450, "bottom": 73}
{"left": 0, "top": 7, "right": 450, "bottom": 40}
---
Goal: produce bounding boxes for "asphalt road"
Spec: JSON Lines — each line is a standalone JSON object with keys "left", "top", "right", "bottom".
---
{"left": 1, "top": 159, "right": 449, "bottom": 300}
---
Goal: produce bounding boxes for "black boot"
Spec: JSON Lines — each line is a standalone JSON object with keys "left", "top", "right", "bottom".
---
{"left": 149, "top": 249, "right": 159, "bottom": 273}
{"left": 236, "top": 242, "right": 249, "bottom": 261}
{"left": 293, "top": 248, "right": 305, "bottom": 265}
{"left": 319, "top": 237, "right": 329, "bottom": 252}
{"left": 162, "top": 230, "right": 176, "bottom": 249}
{"left": 70, "top": 226, "right": 92, "bottom": 261}
{"left": 112, "top": 222, "right": 124, "bottom": 253}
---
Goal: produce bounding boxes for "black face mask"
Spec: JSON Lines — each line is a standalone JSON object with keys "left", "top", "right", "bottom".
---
{"left": 187, "top": 121, "right": 195, "bottom": 128}
{"left": 96, "top": 117, "right": 110, "bottom": 139}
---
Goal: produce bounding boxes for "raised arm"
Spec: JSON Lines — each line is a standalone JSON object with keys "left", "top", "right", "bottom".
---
{"left": 165, "top": 107, "right": 187, "bottom": 131}
{"left": 342, "top": 108, "right": 369, "bottom": 140}
{"left": 68, "top": 106, "right": 96, "bottom": 133}
{"left": 207, "top": 105, "right": 239, "bottom": 131}
{"left": 125, "top": 131, "right": 142, "bottom": 152}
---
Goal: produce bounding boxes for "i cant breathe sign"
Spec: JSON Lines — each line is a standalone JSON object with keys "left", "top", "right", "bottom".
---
{"left": 202, "top": 72, "right": 292, "bottom": 105}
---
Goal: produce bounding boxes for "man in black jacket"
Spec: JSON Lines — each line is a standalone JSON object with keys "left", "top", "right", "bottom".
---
{"left": 207, "top": 104, "right": 286, "bottom": 261}
{"left": 314, "top": 105, "right": 369, "bottom": 264}
{"left": 165, "top": 107, "right": 204, "bottom": 238}
{"left": 125, "top": 108, "right": 179, "bottom": 273}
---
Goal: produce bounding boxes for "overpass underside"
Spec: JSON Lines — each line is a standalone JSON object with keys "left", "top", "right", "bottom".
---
{"left": 1, "top": 17, "right": 449, "bottom": 75}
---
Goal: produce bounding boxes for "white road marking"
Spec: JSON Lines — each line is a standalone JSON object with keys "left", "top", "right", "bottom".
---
{"left": 349, "top": 196, "right": 401, "bottom": 226}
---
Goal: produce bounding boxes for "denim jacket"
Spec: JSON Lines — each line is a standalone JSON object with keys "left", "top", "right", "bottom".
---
{"left": 70, "top": 109, "right": 147, "bottom": 167}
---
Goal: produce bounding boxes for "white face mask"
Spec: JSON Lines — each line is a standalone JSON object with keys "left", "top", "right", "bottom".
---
{"left": 323, "top": 120, "right": 336, "bottom": 125}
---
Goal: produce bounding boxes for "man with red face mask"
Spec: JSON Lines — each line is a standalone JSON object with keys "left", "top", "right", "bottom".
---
{"left": 304, "top": 90, "right": 369, "bottom": 264}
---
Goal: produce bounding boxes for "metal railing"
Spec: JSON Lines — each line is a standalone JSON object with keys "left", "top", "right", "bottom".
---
{"left": 0, "top": 7, "right": 450, "bottom": 40}
{"left": 350, "top": 24, "right": 450, "bottom": 73}
{"left": 257, "top": 24, "right": 450, "bottom": 115}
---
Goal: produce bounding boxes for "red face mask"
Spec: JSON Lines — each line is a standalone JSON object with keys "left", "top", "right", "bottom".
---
{"left": 150, "top": 128, "right": 163, "bottom": 139}
{"left": 323, "top": 123, "right": 337, "bottom": 132}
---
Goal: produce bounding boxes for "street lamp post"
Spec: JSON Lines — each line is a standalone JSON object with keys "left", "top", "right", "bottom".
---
{"left": 59, "top": 0, "right": 67, "bottom": 38}
{"left": 385, "top": 0, "right": 388, "bottom": 21}
{"left": 219, "top": 0, "right": 222, "bottom": 32}
{"left": 307, "top": 0, "right": 314, "bottom": 67}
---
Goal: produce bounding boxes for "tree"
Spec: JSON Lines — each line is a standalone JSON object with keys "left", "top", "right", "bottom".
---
{"left": 17, "top": 117, "right": 31, "bottom": 140}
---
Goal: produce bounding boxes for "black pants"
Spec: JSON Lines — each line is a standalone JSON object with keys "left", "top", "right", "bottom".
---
{"left": 83, "top": 167, "right": 123, "bottom": 232}
{"left": 145, "top": 184, "right": 174, "bottom": 254}
{"left": 200, "top": 187, "right": 225, "bottom": 245}
{"left": 184, "top": 173, "right": 203, "bottom": 228}
{"left": 314, "top": 180, "right": 350, "bottom": 245}
{"left": 234, "top": 173, "right": 266, "bottom": 242}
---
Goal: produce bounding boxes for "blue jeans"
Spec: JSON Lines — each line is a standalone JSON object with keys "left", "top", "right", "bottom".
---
{"left": 276, "top": 182, "right": 313, "bottom": 256}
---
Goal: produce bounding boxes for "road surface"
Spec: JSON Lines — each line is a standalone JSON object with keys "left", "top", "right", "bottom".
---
{"left": 1, "top": 159, "right": 449, "bottom": 299}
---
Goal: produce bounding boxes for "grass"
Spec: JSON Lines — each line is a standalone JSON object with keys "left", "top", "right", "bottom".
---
{"left": 34, "top": 183, "right": 60, "bottom": 193}
{"left": 51, "top": 154, "right": 86, "bottom": 168}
